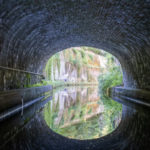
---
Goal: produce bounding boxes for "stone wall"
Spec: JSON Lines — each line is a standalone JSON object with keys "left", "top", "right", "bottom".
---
{"left": 0, "top": 68, "right": 43, "bottom": 91}
{"left": 0, "top": 0, "right": 150, "bottom": 90}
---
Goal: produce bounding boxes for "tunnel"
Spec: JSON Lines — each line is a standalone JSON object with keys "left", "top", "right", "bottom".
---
{"left": 0, "top": 0, "right": 150, "bottom": 150}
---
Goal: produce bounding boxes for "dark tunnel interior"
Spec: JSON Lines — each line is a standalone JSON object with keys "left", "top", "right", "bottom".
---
{"left": 0, "top": 0, "right": 150, "bottom": 150}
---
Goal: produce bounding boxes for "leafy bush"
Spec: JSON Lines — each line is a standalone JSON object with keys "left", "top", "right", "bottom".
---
{"left": 80, "top": 50, "right": 85, "bottom": 58}
{"left": 98, "top": 61, "right": 123, "bottom": 131}
{"left": 98, "top": 66, "right": 123, "bottom": 97}
{"left": 88, "top": 54, "right": 93, "bottom": 61}
{"left": 72, "top": 48, "right": 77, "bottom": 54}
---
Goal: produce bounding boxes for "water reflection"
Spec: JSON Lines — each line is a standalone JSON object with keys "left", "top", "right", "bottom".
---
{"left": 44, "top": 86, "right": 122, "bottom": 140}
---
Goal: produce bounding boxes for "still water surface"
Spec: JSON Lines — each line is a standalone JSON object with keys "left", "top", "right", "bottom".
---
{"left": 43, "top": 86, "right": 122, "bottom": 140}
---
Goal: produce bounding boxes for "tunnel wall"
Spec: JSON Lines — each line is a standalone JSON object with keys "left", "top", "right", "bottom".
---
{"left": 0, "top": 0, "right": 150, "bottom": 91}
{"left": 0, "top": 1, "right": 150, "bottom": 149}
{"left": 0, "top": 68, "right": 43, "bottom": 90}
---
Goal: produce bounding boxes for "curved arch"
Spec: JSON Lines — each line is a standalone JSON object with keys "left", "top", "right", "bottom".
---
{"left": 0, "top": 0, "right": 150, "bottom": 90}
{"left": 0, "top": 1, "right": 150, "bottom": 149}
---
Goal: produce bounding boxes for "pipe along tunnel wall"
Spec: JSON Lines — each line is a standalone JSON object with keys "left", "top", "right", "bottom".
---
{"left": 0, "top": 0, "right": 150, "bottom": 149}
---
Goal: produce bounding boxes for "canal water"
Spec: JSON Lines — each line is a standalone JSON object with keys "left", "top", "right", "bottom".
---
{"left": 0, "top": 86, "right": 122, "bottom": 149}
{"left": 44, "top": 86, "right": 122, "bottom": 140}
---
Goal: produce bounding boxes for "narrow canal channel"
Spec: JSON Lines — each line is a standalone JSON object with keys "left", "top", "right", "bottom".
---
{"left": 44, "top": 86, "right": 122, "bottom": 140}
{"left": 0, "top": 85, "right": 122, "bottom": 149}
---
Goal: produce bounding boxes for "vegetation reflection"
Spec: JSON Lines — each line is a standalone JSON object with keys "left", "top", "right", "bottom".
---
{"left": 44, "top": 86, "right": 122, "bottom": 139}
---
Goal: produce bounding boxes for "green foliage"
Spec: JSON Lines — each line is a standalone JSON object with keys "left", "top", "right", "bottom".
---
{"left": 98, "top": 66, "right": 123, "bottom": 97}
{"left": 98, "top": 52, "right": 123, "bottom": 97}
{"left": 76, "top": 50, "right": 81, "bottom": 58}
{"left": 80, "top": 50, "right": 86, "bottom": 58}
{"left": 24, "top": 73, "right": 31, "bottom": 88}
{"left": 45, "top": 53, "right": 61, "bottom": 81}
{"left": 98, "top": 55, "right": 123, "bottom": 130}
{"left": 82, "top": 47, "right": 105, "bottom": 56}
{"left": 69, "top": 54, "right": 73, "bottom": 62}
{"left": 88, "top": 54, "right": 93, "bottom": 61}
{"left": 72, "top": 59, "right": 79, "bottom": 66}
{"left": 82, "top": 56, "right": 88, "bottom": 64}
{"left": 72, "top": 48, "right": 77, "bottom": 54}
{"left": 45, "top": 58, "right": 53, "bottom": 80}
{"left": 54, "top": 53, "right": 61, "bottom": 73}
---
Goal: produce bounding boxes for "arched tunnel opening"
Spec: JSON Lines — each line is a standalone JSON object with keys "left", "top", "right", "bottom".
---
{"left": 0, "top": 0, "right": 150, "bottom": 150}
{"left": 43, "top": 47, "right": 123, "bottom": 140}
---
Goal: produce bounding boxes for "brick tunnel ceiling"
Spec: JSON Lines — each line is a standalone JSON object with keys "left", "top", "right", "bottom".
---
{"left": 0, "top": 0, "right": 150, "bottom": 89}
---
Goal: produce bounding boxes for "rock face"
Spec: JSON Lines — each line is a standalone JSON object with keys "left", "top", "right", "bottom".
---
{"left": 0, "top": 0, "right": 150, "bottom": 90}
{"left": 45, "top": 48, "right": 102, "bottom": 83}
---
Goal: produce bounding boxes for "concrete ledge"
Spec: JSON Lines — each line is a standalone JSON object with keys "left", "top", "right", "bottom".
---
{"left": 111, "top": 86, "right": 150, "bottom": 108}
{"left": 0, "top": 95, "right": 53, "bottom": 147}
{"left": 0, "top": 85, "right": 52, "bottom": 113}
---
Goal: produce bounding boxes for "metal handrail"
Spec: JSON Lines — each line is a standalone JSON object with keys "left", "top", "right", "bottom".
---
{"left": 0, "top": 66, "right": 43, "bottom": 76}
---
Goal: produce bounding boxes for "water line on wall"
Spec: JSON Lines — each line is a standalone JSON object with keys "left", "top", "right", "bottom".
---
{"left": 0, "top": 66, "right": 43, "bottom": 76}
